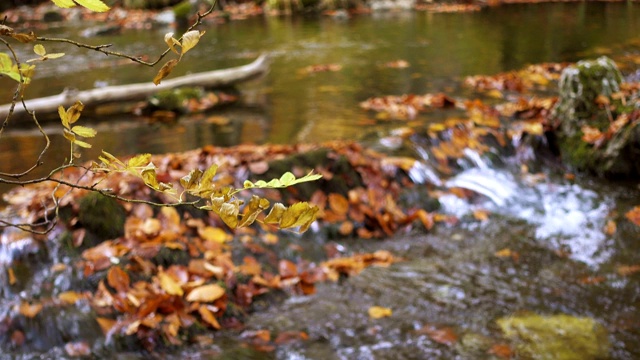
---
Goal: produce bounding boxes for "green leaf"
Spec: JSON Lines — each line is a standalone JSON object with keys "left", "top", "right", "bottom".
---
{"left": 180, "top": 30, "right": 205, "bottom": 57}
{"left": 33, "top": 44, "right": 46, "bottom": 57}
{"left": 243, "top": 180, "right": 254, "bottom": 189}
{"left": 0, "top": 53, "right": 13, "bottom": 70}
{"left": 51, "top": 0, "right": 76, "bottom": 8}
{"left": 72, "top": 0, "right": 110, "bottom": 12}
{"left": 279, "top": 172, "right": 296, "bottom": 186}
{"left": 71, "top": 125, "right": 96, "bottom": 138}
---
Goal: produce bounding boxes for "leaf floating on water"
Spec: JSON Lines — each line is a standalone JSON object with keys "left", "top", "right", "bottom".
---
{"left": 368, "top": 306, "right": 392, "bottom": 319}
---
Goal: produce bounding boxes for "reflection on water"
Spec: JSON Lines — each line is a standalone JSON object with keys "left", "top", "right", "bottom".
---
{"left": 1, "top": 3, "right": 639, "bottom": 154}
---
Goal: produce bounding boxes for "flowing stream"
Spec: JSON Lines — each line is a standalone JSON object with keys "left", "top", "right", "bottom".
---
{"left": 2, "top": 3, "right": 640, "bottom": 359}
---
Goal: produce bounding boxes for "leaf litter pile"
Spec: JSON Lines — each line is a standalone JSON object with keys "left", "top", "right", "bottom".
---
{"left": 4, "top": 57, "right": 640, "bottom": 355}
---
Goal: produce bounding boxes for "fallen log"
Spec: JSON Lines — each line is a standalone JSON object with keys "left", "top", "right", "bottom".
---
{"left": 0, "top": 54, "right": 269, "bottom": 122}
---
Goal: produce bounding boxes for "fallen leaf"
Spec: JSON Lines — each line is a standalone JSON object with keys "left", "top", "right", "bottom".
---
{"left": 186, "top": 283, "right": 226, "bottom": 303}
{"left": 58, "top": 291, "right": 88, "bottom": 305}
{"left": 488, "top": 343, "right": 514, "bottom": 358}
{"left": 18, "top": 302, "right": 43, "bottom": 318}
{"left": 617, "top": 265, "right": 640, "bottom": 276}
{"left": 198, "top": 305, "right": 221, "bottom": 329}
{"left": 625, "top": 206, "right": 640, "bottom": 226}
{"left": 418, "top": 325, "right": 457, "bottom": 346}
{"left": 107, "top": 266, "right": 130, "bottom": 293}
{"left": 7, "top": 267, "right": 16, "bottom": 285}
{"left": 199, "top": 226, "right": 231, "bottom": 243}
{"left": 604, "top": 220, "right": 617, "bottom": 235}
{"left": 368, "top": 306, "right": 392, "bottom": 319}
{"left": 158, "top": 272, "right": 184, "bottom": 296}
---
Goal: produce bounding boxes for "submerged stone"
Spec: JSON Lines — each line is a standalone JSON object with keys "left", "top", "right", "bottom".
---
{"left": 496, "top": 314, "right": 609, "bottom": 360}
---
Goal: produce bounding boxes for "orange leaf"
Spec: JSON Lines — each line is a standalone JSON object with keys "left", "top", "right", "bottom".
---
{"left": 418, "top": 325, "right": 457, "bottom": 346}
{"left": 604, "top": 220, "right": 616, "bottom": 235}
{"left": 328, "top": 193, "right": 349, "bottom": 216}
{"left": 581, "top": 125, "right": 605, "bottom": 144}
{"left": 58, "top": 291, "right": 88, "bottom": 305}
{"left": 7, "top": 267, "right": 16, "bottom": 285}
{"left": 18, "top": 302, "right": 43, "bottom": 318}
{"left": 488, "top": 343, "right": 514, "bottom": 358}
{"left": 107, "top": 266, "right": 130, "bottom": 293}
{"left": 198, "top": 305, "right": 221, "bottom": 329}
{"left": 186, "top": 283, "right": 226, "bottom": 303}
{"left": 473, "top": 209, "right": 490, "bottom": 221}
{"left": 625, "top": 206, "right": 640, "bottom": 226}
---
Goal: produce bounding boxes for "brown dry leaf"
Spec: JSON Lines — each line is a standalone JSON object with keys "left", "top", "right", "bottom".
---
{"left": 418, "top": 325, "right": 458, "bottom": 346}
{"left": 488, "top": 343, "right": 514, "bottom": 358}
{"left": 18, "top": 302, "right": 43, "bottom": 318}
{"left": 186, "top": 283, "right": 226, "bottom": 303}
{"left": 158, "top": 272, "right": 184, "bottom": 296}
{"left": 328, "top": 193, "right": 349, "bottom": 216}
{"left": 617, "top": 265, "right": 640, "bottom": 276}
{"left": 368, "top": 306, "right": 392, "bottom": 319}
{"left": 274, "top": 331, "right": 309, "bottom": 345}
{"left": 238, "top": 256, "right": 262, "bottom": 276}
{"left": 417, "top": 209, "right": 434, "bottom": 230}
{"left": 198, "top": 305, "right": 221, "bottom": 329}
{"left": 604, "top": 220, "right": 617, "bottom": 236}
{"left": 625, "top": 206, "right": 640, "bottom": 226}
{"left": 107, "top": 266, "right": 130, "bottom": 293}
{"left": 199, "top": 226, "right": 231, "bottom": 243}
{"left": 278, "top": 259, "right": 298, "bottom": 278}
{"left": 339, "top": 221, "right": 354, "bottom": 236}
{"left": 153, "top": 59, "right": 179, "bottom": 85}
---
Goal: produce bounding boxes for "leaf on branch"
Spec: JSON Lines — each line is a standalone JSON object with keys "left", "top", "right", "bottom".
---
{"left": 180, "top": 30, "right": 205, "bottom": 57}
{"left": 264, "top": 202, "right": 319, "bottom": 232}
{"left": 11, "top": 32, "right": 37, "bottom": 43}
{"left": 33, "top": 44, "right": 46, "bottom": 57}
{"left": 180, "top": 169, "right": 204, "bottom": 191}
{"left": 164, "top": 33, "right": 180, "bottom": 55}
{"left": 71, "top": 125, "right": 96, "bottom": 138}
{"left": 51, "top": 0, "right": 110, "bottom": 12}
{"left": 0, "top": 53, "right": 33, "bottom": 84}
{"left": 127, "top": 153, "right": 152, "bottom": 168}
{"left": 244, "top": 171, "right": 322, "bottom": 189}
{"left": 153, "top": 59, "right": 179, "bottom": 85}
{"left": 237, "top": 195, "right": 270, "bottom": 228}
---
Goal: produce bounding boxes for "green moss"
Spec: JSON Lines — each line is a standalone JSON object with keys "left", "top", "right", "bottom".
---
{"left": 173, "top": 1, "right": 192, "bottom": 17}
{"left": 497, "top": 314, "right": 610, "bottom": 360}
{"left": 77, "top": 192, "right": 126, "bottom": 241}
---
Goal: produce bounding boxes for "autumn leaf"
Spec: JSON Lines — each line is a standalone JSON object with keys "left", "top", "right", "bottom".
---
{"left": 58, "top": 291, "right": 89, "bottom": 304}
{"left": 107, "top": 267, "right": 130, "bottom": 294}
{"left": 198, "top": 226, "right": 231, "bottom": 243}
{"left": 154, "top": 59, "right": 179, "bottom": 85}
{"left": 617, "top": 265, "right": 640, "bottom": 276}
{"left": 18, "top": 302, "right": 43, "bottom": 318}
{"left": 418, "top": 325, "right": 458, "bottom": 346}
{"left": 159, "top": 272, "right": 184, "bottom": 296}
{"left": 625, "top": 206, "right": 640, "bottom": 226}
{"left": 368, "top": 306, "right": 392, "bottom": 319}
{"left": 51, "top": 0, "right": 110, "bottom": 12}
{"left": 186, "top": 283, "right": 226, "bottom": 303}
{"left": 581, "top": 125, "right": 605, "bottom": 145}
{"left": 198, "top": 305, "right": 221, "bottom": 329}
{"left": 180, "top": 30, "right": 205, "bottom": 57}
{"left": 164, "top": 33, "right": 180, "bottom": 55}
{"left": 488, "top": 343, "right": 514, "bottom": 358}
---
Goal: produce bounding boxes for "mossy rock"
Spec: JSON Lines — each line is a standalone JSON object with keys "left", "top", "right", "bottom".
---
{"left": 497, "top": 314, "right": 610, "bottom": 360}
{"left": 78, "top": 192, "right": 126, "bottom": 241}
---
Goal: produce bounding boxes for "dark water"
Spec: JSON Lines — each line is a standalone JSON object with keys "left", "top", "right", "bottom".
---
{"left": 2, "top": 2, "right": 640, "bottom": 359}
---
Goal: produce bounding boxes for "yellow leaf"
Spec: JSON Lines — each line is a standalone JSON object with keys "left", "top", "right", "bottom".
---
{"left": 96, "top": 317, "right": 116, "bottom": 335}
{"left": 33, "top": 44, "right": 46, "bottom": 56}
{"left": 73, "top": 139, "right": 92, "bottom": 148}
{"left": 159, "top": 272, "right": 184, "bottom": 296}
{"left": 264, "top": 203, "right": 287, "bottom": 224}
{"left": 198, "top": 226, "right": 231, "bottom": 243}
{"left": 19, "top": 302, "right": 43, "bottom": 318}
{"left": 127, "top": 153, "right": 151, "bottom": 168}
{"left": 368, "top": 306, "right": 392, "bottom": 319}
{"left": 73, "top": 0, "right": 110, "bottom": 12}
{"left": 72, "top": 125, "right": 96, "bottom": 138}
{"left": 153, "top": 59, "right": 179, "bottom": 85}
{"left": 58, "top": 291, "right": 88, "bottom": 304}
{"left": 198, "top": 305, "right": 221, "bottom": 329}
{"left": 238, "top": 195, "right": 270, "bottom": 228}
{"left": 164, "top": 32, "right": 180, "bottom": 55}
{"left": 58, "top": 105, "right": 69, "bottom": 129}
{"left": 51, "top": 0, "right": 77, "bottom": 8}
{"left": 180, "top": 30, "right": 205, "bottom": 57}
{"left": 218, "top": 202, "right": 240, "bottom": 228}
{"left": 44, "top": 53, "right": 65, "bottom": 60}
{"left": 66, "top": 101, "right": 84, "bottom": 124}
{"left": 186, "top": 283, "right": 226, "bottom": 303}
{"left": 63, "top": 128, "right": 76, "bottom": 142}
